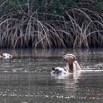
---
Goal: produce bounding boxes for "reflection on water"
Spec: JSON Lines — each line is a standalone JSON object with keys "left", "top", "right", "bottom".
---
{"left": 0, "top": 48, "right": 103, "bottom": 103}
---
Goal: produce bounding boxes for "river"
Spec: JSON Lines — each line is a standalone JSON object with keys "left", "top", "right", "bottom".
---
{"left": 0, "top": 48, "right": 103, "bottom": 103}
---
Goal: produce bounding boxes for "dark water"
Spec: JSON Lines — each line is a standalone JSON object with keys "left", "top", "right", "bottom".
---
{"left": 0, "top": 48, "right": 103, "bottom": 103}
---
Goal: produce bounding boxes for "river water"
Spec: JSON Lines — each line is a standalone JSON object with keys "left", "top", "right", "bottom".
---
{"left": 0, "top": 48, "right": 103, "bottom": 103}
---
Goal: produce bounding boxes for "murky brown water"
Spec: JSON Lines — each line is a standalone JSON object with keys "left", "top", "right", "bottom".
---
{"left": 0, "top": 48, "right": 103, "bottom": 103}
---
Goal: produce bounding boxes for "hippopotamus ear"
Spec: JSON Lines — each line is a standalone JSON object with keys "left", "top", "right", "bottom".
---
{"left": 0, "top": 54, "right": 3, "bottom": 56}
{"left": 52, "top": 67, "right": 55, "bottom": 71}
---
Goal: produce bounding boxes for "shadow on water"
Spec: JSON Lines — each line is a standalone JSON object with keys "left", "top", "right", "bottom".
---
{"left": 0, "top": 48, "right": 103, "bottom": 103}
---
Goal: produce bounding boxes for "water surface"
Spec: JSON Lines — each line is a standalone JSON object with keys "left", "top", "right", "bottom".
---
{"left": 0, "top": 48, "right": 103, "bottom": 103}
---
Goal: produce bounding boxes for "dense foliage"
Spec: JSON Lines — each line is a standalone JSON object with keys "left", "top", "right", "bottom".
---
{"left": 0, "top": 0, "right": 103, "bottom": 48}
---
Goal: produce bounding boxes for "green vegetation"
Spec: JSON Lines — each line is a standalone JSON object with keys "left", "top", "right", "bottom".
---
{"left": 0, "top": 0, "right": 103, "bottom": 48}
